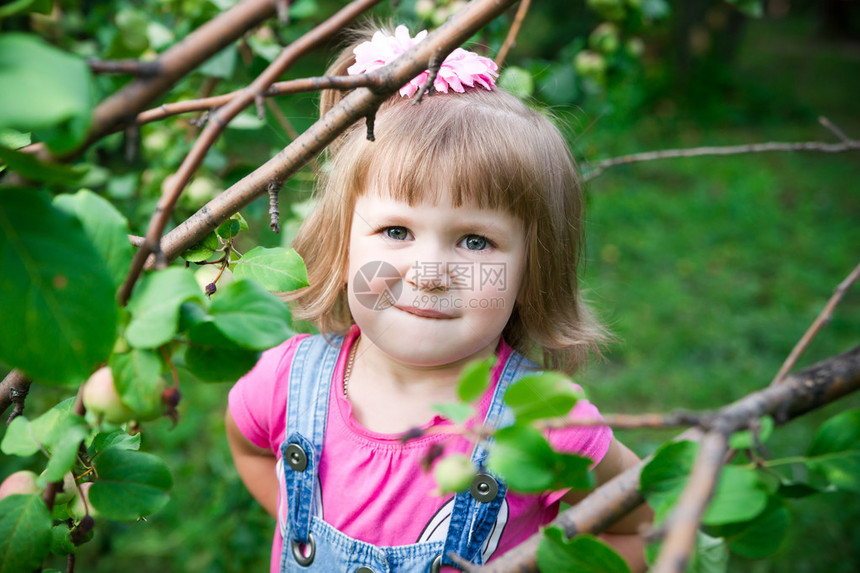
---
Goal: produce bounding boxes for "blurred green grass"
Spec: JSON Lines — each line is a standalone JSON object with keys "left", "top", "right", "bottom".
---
{"left": 577, "top": 14, "right": 860, "bottom": 572}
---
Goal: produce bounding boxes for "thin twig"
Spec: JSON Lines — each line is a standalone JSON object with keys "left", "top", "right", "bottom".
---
{"left": 771, "top": 261, "right": 860, "bottom": 385}
{"left": 582, "top": 138, "right": 860, "bottom": 182}
{"left": 448, "top": 410, "right": 711, "bottom": 443}
{"left": 819, "top": 116, "right": 851, "bottom": 143}
{"left": 88, "top": 58, "right": 161, "bottom": 77}
{"left": 268, "top": 180, "right": 282, "bottom": 233}
{"left": 495, "top": 0, "right": 531, "bottom": 68}
{"left": 134, "top": 75, "right": 377, "bottom": 126}
{"left": 413, "top": 53, "right": 441, "bottom": 104}
{"left": 536, "top": 411, "right": 710, "bottom": 431}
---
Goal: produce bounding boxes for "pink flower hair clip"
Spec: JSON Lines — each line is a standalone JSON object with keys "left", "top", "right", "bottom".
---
{"left": 346, "top": 25, "right": 499, "bottom": 98}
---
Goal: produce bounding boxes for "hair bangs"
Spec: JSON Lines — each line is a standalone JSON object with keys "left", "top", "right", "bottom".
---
{"left": 356, "top": 92, "right": 546, "bottom": 222}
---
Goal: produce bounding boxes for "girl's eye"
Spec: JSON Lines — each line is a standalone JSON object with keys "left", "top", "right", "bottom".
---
{"left": 461, "top": 234, "right": 489, "bottom": 251}
{"left": 384, "top": 226, "right": 410, "bottom": 241}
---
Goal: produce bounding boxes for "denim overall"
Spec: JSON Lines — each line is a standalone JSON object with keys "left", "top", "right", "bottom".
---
{"left": 278, "top": 334, "right": 537, "bottom": 573}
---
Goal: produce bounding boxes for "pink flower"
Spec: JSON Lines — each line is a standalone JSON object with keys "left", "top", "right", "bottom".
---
{"left": 347, "top": 25, "right": 498, "bottom": 97}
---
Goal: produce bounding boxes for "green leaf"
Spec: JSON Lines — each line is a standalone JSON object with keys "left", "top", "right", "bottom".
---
{"left": 181, "top": 231, "right": 220, "bottom": 263}
{"left": 641, "top": 441, "right": 768, "bottom": 527}
{"left": 126, "top": 267, "right": 206, "bottom": 348}
{"left": 184, "top": 321, "right": 261, "bottom": 382}
{"left": 50, "top": 524, "right": 77, "bottom": 556}
{"left": 504, "top": 372, "right": 582, "bottom": 423}
{"left": 232, "top": 246, "right": 309, "bottom": 292}
{"left": 54, "top": 190, "right": 133, "bottom": 289}
{"left": 702, "top": 465, "right": 768, "bottom": 526}
{"left": 0, "top": 128, "right": 31, "bottom": 148}
{"left": 110, "top": 349, "right": 164, "bottom": 417}
{"left": 0, "top": 189, "right": 118, "bottom": 385}
{"left": 537, "top": 528, "right": 631, "bottom": 573}
{"left": 729, "top": 416, "right": 774, "bottom": 450}
{"left": 0, "top": 34, "right": 94, "bottom": 153}
{"left": 29, "top": 398, "right": 75, "bottom": 443}
{"left": 0, "top": 145, "right": 87, "bottom": 185}
{"left": 91, "top": 430, "right": 142, "bottom": 453}
{"left": 216, "top": 220, "right": 240, "bottom": 240}
{"left": 456, "top": 356, "right": 494, "bottom": 403}
{"left": 805, "top": 409, "right": 860, "bottom": 492}
{"left": 0, "top": 0, "right": 52, "bottom": 18}
{"left": 554, "top": 452, "right": 595, "bottom": 491}
{"left": 209, "top": 279, "right": 293, "bottom": 350}
{"left": 431, "top": 402, "right": 475, "bottom": 424}
{"left": 689, "top": 531, "right": 729, "bottom": 573}
{"left": 0, "top": 494, "right": 53, "bottom": 573}
{"left": 0, "top": 417, "right": 40, "bottom": 457}
{"left": 42, "top": 415, "right": 88, "bottom": 482}
{"left": 713, "top": 497, "right": 790, "bottom": 559}
{"left": 486, "top": 425, "right": 592, "bottom": 492}
{"left": 90, "top": 448, "right": 172, "bottom": 521}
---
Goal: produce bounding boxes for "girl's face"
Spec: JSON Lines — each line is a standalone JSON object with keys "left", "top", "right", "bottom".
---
{"left": 346, "top": 188, "right": 527, "bottom": 368}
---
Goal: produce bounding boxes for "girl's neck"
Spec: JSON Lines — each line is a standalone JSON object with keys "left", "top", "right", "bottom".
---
{"left": 344, "top": 334, "right": 500, "bottom": 434}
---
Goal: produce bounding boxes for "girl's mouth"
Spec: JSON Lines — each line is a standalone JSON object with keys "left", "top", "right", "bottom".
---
{"left": 396, "top": 305, "right": 454, "bottom": 320}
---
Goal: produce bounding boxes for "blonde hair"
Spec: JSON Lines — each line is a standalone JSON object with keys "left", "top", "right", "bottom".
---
{"left": 290, "top": 28, "right": 606, "bottom": 374}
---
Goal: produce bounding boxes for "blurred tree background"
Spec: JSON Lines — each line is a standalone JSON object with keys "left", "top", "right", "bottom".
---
{"left": 1, "top": 0, "right": 858, "bottom": 571}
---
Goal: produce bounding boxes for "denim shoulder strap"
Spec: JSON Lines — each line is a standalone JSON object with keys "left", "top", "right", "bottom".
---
{"left": 441, "top": 348, "right": 539, "bottom": 566}
{"left": 281, "top": 333, "right": 343, "bottom": 544}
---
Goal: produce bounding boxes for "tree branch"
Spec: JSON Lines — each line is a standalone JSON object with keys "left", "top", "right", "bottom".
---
{"left": 650, "top": 431, "right": 729, "bottom": 573}
{"left": 1, "top": 369, "right": 32, "bottom": 423}
{"left": 156, "top": 0, "right": 522, "bottom": 264}
{"left": 134, "top": 75, "right": 378, "bottom": 126}
{"left": 479, "top": 343, "right": 860, "bottom": 572}
{"left": 117, "top": 0, "right": 388, "bottom": 305}
{"left": 495, "top": 0, "right": 530, "bottom": 68}
{"left": 770, "top": 261, "right": 860, "bottom": 385}
{"left": 582, "top": 136, "right": 860, "bottom": 182}
{"left": 36, "top": 0, "right": 279, "bottom": 162}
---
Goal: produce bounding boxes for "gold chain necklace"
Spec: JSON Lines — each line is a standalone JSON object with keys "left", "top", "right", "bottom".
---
{"left": 342, "top": 337, "right": 359, "bottom": 397}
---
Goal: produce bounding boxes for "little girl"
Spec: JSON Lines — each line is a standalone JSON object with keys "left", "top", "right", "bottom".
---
{"left": 226, "top": 25, "right": 650, "bottom": 573}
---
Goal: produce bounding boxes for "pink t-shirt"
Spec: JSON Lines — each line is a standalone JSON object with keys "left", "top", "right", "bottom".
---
{"left": 228, "top": 327, "right": 612, "bottom": 572}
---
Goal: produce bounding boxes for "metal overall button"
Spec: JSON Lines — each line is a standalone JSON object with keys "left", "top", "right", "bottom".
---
{"left": 285, "top": 443, "right": 308, "bottom": 472}
{"left": 355, "top": 568, "right": 376, "bottom": 573}
{"left": 470, "top": 473, "right": 499, "bottom": 503}
{"left": 291, "top": 531, "right": 316, "bottom": 566}
{"left": 430, "top": 553, "right": 442, "bottom": 573}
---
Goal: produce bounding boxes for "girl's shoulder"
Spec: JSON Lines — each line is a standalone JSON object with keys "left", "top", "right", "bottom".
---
{"left": 226, "top": 333, "right": 313, "bottom": 451}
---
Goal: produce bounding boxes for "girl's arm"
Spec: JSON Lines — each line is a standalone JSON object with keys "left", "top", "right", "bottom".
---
{"left": 225, "top": 409, "right": 279, "bottom": 518}
{"left": 561, "top": 438, "right": 653, "bottom": 572}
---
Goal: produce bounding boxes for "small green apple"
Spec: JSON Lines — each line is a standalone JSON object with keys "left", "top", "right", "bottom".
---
{"left": 67, "top": 482, "right": 98, "bottom": 520}
{"left": 433, "top": 454, "right": 477, "bottom": 494}
{"left": 82, "top": 367, "right": 135, "bottom": 425}
{"left": 0, "top": 470, "right": 41, "bottom": 499}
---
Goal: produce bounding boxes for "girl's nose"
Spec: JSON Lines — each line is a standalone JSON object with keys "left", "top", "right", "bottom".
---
{"left": 408, "top": 260, "right": 452, "bottom": 292}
